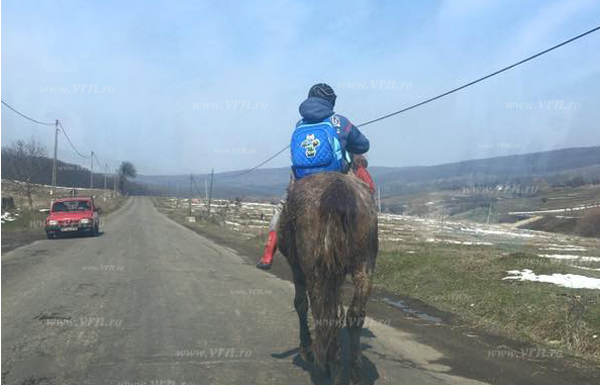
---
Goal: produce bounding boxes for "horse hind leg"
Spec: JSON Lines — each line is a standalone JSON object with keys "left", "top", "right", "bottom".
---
{"left": 291, "top": 263, "right": 313, "bottom": 362}
{"left": 347, "top": 262, "right": 373, "bottom": 385}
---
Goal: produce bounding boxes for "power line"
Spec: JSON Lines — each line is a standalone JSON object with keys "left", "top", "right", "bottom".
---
{"left": 219, "top": 145, "right": 290, "bottom": 178}
{"left": 2, "top": 100, "right": 123, "bottom": 190}
{"left": 58, "top": 121, "right": 90, "bottom": 159}
{"left": 1, "top": 100, "right": 55, "bottom": 126}
{"left": 190, "top": 174, "right": 207, "bottom": 204}
{"left": 230, "top": 24, "right": 600, "bottom": 175}
{"left": 357, "top": 24, "right": 600, "bottom": 127}
{"left": 1, "top": 100, "right": 117, "bottom": 165}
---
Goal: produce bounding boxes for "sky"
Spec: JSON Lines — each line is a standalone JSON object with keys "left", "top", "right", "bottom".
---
{"left": 2, "top": 0, "right": 600, "bottom": 175}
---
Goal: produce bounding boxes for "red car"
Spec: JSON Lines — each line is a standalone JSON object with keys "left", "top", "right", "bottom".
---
{"left": 45, "top": 197, "right": 101, "bottom": 239}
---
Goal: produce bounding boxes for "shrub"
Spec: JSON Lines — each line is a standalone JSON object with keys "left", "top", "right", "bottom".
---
{"left": 574, "top": 208, "right": 600, "bottom": 238}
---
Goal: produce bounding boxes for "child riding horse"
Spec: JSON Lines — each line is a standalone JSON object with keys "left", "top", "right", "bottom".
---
{"left": 257, "top": 83, "right": 374, "bottom": 270}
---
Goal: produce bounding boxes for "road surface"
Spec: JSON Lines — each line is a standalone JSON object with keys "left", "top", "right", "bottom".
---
{"left": 0, "top": 197, "right": 587, "bottom": 384}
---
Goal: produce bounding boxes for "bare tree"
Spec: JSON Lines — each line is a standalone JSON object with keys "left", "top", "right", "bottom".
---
{"left": 1, "top": 138, "right": 47, "bottom": 208}
{"left": 118, "top": 161, "right": 137, "bottom": 193}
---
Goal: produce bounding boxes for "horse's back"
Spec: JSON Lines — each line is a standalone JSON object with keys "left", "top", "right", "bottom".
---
{"left": 289, "top": 172, "right": 376, "bottom": 217}
{"left": 279, "top": 172, "right": 378, "bottom": 270}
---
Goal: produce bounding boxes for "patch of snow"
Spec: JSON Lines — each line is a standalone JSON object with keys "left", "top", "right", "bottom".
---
{"left": 459, "top": 226, "right": 538, "bottom": 238}
{"left": 443, "top": 239, "right": 493, "bottom": 246}
{"left": 1, "top": 212, "right": 18, "bottom": 223}
{"left": 503, "top": 269, "right": 600, "bottom": 290}
{"left": 541, "top": 246, "right": 587, "bottom": 252}
{"left": 381, "top": 237, "right": 407, "bottom": 242}
{"left": 509, "top": 203, "right": 600, "bottom": 215}
{"left": 538, "top": 254, "right": 600, "bottom": 262}
{"left": 424, "top": 237, "right": 493, "bottom": 246}
{"left": 570, "top": 265, "right": 600, "bottom": 272}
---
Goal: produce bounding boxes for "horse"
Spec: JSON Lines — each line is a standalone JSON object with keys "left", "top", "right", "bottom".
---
{"left": 278, "top": 172, "right": 379, "bottom": 384}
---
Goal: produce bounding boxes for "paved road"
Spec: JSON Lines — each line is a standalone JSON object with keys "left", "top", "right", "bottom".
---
{"left": 1, "top": 197, "right": 512, "bottom": 384}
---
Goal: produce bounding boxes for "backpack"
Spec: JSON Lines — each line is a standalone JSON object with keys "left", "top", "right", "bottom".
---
{"left": 290, "top": 118, "right": 344, "bottom": 179}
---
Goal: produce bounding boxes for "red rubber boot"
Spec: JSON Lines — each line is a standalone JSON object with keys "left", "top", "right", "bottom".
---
{"left": 256, "top": 231, "right": 277, "bottom": 270}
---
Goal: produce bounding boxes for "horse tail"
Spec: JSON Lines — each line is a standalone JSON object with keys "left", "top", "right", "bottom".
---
{"left": 318, "top": 175, "right": 358, "bottom": 274}
{"left": 310, "top": 175, "right": 358, "bottom": 368}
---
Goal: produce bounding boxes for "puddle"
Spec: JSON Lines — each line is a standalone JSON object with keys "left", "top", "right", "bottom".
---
{"left": 381, "top": 297, "right": 443, "bottom": 324}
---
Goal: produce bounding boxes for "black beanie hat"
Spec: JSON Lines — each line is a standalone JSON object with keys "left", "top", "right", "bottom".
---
{"left": 308, "top": 83, "right": 337, "bottom": 105}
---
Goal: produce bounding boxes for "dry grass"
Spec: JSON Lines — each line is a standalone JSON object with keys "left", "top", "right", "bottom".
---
{"left": 575, "top": 208, "right": 600, "bottom": 238}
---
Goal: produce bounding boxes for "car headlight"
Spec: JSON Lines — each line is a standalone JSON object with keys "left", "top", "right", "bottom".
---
{"left": 80, "top": 218, "right": 91, "bottom": 224}
{"left": 48, "top": 220, "right": 58, "bottom": 226}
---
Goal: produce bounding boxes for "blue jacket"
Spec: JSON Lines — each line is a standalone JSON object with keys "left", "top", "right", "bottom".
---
{"left": 297, "top": 97, "right": 370, "bottom": 156}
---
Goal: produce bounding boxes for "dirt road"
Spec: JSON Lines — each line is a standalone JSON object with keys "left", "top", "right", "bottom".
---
{"left": 1, "top": 197, "right": 596, "bottom": 384}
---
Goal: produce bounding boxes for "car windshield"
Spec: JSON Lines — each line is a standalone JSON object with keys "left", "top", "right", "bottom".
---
{"left": 52, "top": 200, "right": 91, "bottom": 212}
{"left": 4, "top": 3, "right": 600, "bottom": 383}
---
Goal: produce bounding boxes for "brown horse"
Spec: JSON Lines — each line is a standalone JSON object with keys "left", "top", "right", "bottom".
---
{"left": 278, "top": 172, "right": 378, "bottom": 384}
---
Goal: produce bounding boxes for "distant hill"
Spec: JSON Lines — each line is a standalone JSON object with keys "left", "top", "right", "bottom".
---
{"left": 1, "top": 152, "right": 149, "bottom": 194}
{"left": 374, "top": 146, "right": 600, "bottom": 196}
{"left": 136, "top": 145, "right": 600, "bottom": 200}
{"left": 135, "top": 168, "right": 292, "bottom": 201}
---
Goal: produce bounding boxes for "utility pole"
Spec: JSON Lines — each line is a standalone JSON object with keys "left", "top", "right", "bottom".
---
{"left": 486, "top": 199, "right": 494, "bottom": 224}
{"left": 207, "top": 168, "right": 214, "bottom": 215}
{"left": 377, "top": 186, "right": 382, "bottom": 213}
{"left": 188, "top": 174, "right": 193, "bottom": 217}
{"left": 104, "top": 163, "right": 108, "bottom": 190}
{"left": 113, "top": 168, "right": 117, "bottom": 192}
{"left": 205, "top": 179, "right": 208, "bottom": 210}
{"left": 90, "top": 151, "right": 94, "bottom": 189}
{"left": 51, "top": 119, "right": 59, "bottom": 192}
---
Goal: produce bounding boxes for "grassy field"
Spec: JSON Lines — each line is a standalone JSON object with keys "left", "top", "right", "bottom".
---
{"left": 381, "top": 183, "right": 600, "bottom": 237}
{"left": 375, "top": 245, "right": 600, "bottom": 361}
{"left": 152, "top": 195, "right": 600, "bottom": 365}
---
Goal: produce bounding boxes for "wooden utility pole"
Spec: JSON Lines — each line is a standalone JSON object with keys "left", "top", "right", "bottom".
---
{"left": 188, "top": 174, "right": 193, "bottom": 217}
{"left": 90, "top": 151, "right": 94, "bottom": 188}
{"left": 486, "top": 199, "right": 494, "bottom": 224}
{"left": 207, "top": 168, "right": 214, "bottom": 215}
{"left": 103, "top": 163, "right": 108, "bottom": 190}
{"left": 51, "top": 120, "right": 59, "bottom": 191}
{"left": 205, "top": 179, "right": 208, "bottom": 209}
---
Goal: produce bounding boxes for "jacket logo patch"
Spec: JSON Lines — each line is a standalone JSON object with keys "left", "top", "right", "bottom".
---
{"left": 331, "top": 115, "right": 341, "bottom": 127}
{"left": 301, "top": 134, "right": 320, "bottom": 158}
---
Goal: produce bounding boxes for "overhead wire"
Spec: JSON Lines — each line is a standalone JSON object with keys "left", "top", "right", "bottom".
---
{"left": 1, "top": 100, "right": 55, "bottom": 126}
{"left": 58, "top": 121, "right": 90, "bottom": 159}
{"left": 225, "top": 24, "right": 600, "bottom": 177}
{"left": 2, "top": 100, "right": 120, "bottom": 168}
{"left": 190, "top": 174, "right": 208, "bottom": 204}
{"left": 93, "top": 152, "right": 102, "bottom": 168}
{"left": 3, "top": 24, "right": 600, "bottom": 183}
